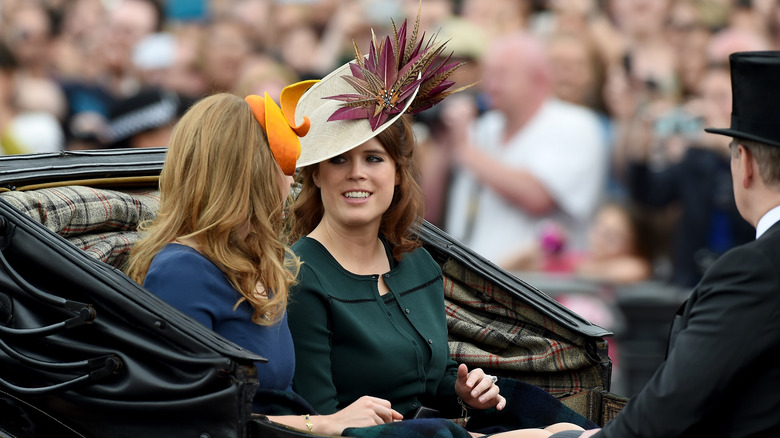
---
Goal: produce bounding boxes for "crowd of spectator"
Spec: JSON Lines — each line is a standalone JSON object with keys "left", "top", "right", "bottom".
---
{"left": 1, "top": 0, "right": 778, "bottom": 289}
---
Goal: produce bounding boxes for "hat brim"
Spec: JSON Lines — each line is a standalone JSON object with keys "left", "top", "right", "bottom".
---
{"left": 705, "top": 127, "right": 780, "bottom": 148}
{"left": 294, "top": 60, "right": 420, "bottom": 168}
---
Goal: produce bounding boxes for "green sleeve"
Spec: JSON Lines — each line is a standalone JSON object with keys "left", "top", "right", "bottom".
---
{"left": 437, "top": 358, "right": 458, "bottom": 398}
{"left": 288, "top": 264, "right": 340, "bottom": 414}
{"left": 427, "top": 357, "right": 460, "bottom": 416}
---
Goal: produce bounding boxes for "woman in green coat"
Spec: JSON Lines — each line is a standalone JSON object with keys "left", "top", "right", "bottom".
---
{"left": 285, "top": 11, "right": 593, "bottom": 437}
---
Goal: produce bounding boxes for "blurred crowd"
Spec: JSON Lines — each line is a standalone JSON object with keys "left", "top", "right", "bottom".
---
{"left": 1, "top": 0, "right": 778, "bottom": 289}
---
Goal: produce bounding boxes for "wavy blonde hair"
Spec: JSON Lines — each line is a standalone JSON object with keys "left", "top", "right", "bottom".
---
{"left": 127, "top": 93, "right": 299, "bottom": 325}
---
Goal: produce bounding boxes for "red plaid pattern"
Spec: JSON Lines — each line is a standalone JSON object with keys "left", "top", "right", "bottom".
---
{"left": 442, "top": 260, "right": 609, "bottom": 397}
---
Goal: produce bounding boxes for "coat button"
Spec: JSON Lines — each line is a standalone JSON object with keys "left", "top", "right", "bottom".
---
{"left": 405, "top": 309, "right": 410, "bottom": 314}
{"left": 428, "top": 339, "right": 433, "bottom": 344}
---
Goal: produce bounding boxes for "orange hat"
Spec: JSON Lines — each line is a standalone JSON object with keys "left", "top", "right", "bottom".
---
{"left": 245, "top": 80, "right": 317, "bottom": 175}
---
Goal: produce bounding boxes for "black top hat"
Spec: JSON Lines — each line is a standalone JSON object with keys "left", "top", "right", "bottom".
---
{"left": 705, "top": 51, "right": 780, "bottom": 147}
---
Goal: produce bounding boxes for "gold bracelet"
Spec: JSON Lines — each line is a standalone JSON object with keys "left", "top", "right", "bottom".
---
{"left": 303, "top": 414, "right": 314, "bottom": 432}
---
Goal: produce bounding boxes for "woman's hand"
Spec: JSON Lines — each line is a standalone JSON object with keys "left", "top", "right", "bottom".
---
{"left": 454, "top": 363, "right": 506, "bottom": 411}
{"left": 315, "top": 395, "right": 403, "bottom": 435}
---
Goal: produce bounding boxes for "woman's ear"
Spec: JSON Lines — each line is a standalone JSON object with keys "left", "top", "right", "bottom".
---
{"left": 312, "top": 168, "right": 321, "bottom": 188}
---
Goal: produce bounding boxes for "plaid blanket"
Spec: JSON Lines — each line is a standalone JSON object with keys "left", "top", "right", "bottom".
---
{"left": 0, "top": 186, "right": 159, "bottom": 269}
{"left": 442, "top": 260, "right": 608, "bottom": 397}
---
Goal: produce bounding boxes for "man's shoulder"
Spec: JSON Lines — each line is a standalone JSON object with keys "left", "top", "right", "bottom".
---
{"left": 699, "top": 232, "right": 780, "bottom": 295}
{"left": 725, "top": 225, "right": 780, "bottom": 259}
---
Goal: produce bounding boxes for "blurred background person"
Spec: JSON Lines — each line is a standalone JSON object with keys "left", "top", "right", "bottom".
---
{"left": 0, "top": 41, "right": 26, "bottom": 155}
{"left": 0, "top": 36, "right": 64, "bottom": 154}
{"left": 200, "top": 18, "right": 252, "bottom": 93}
{"left": 1, "top": 0, "right": 67, "bottom": 152}
{"left": 442, "top": 32, "right": 607, "bottom": 266}
{"left": 460, "top": 0, "right": 529, "bottom": 41}
{"left": 234, "top": 54, "right": 300, "bottom": 101}
{"left": 416, "top": 15, "right": 488, "bottom": 227}
{"left": 101, "top": 0, "right": 165, "bottom": 98}
{"left": 102, "top": 87, "right": 186, "bottom": 149}
{"left": 501, "top": 201, "right": 655, "bottom": 287}
{"left": 623, "top": 62, "right": 755, "bottom": 287}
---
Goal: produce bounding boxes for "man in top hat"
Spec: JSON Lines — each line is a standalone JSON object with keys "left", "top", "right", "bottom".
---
{"left": 553, "top": 51, "right": 780, "bottom": 438}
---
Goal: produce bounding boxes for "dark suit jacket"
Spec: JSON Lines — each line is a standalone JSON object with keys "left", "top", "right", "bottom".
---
{"left": 599, "top": 220, "right": 780, "bottom": 437}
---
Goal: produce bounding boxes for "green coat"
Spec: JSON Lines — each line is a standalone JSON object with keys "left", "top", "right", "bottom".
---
{"left": 288, "top": 237, "right": 459, "bottom": 417}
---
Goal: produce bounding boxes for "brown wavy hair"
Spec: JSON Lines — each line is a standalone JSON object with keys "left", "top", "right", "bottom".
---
{"left": 288, "top": 114, "right": 424, "bottom": 260}
{"left": 127, "top": 93, "right": 299, "bottom": 325}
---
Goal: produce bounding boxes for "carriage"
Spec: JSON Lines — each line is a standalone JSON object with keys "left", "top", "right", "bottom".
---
{"left": 0, "top": 148, "right": 625, "bottom": 437}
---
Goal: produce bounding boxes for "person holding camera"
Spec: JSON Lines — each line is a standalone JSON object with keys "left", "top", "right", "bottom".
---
{"left": 624, "top": 62, "right": 753, "bottom": 287}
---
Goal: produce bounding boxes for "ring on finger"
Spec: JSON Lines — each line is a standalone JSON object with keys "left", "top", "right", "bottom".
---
{"left": 487, "top": 375, "right": 498, "bottom": 384}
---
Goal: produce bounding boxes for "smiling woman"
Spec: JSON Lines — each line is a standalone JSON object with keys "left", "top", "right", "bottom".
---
{"left": 292, "top": 115, "right": 422, "bottom": 261}
{"left": 312, "top": 140, "right": 399, "bottom": 235}
{"left": 282, "top": 8, "right": 595, "bottom": 437}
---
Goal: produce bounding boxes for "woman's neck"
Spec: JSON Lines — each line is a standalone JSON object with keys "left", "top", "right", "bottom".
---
{"left": 309, "top": 219, "right": 389, "bottom": 276}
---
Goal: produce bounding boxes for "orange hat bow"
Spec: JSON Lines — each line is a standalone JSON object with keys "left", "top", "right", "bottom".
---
{"left": 245, "top": 80, "right": 318, "bottom": 175}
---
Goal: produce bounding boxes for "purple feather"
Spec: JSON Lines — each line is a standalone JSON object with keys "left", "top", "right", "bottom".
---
{"left": 408, "top": 101, "right": 435, "bottom": 114}
{"left": 349, "top": 62, "right": 366, "bottom": 80}
{"left": 369, "top": 109, "right": 390, "bottom": 131}
{"left": 367, "top": 39, "right": 378, "bottom": 70}
{"left": 407, "top": 32, "right": 427, "bottom": 60}
{"left": 328, "top": 106, "right": 371, "bottom": 121}
{"left": 325, "top": 93, "right": 369, "bottom": 102}
{"left": 425, "top": 80, "right": 455, "bottom": 97}
{"left": 398, "top": 48, "right": 429, "bottom": 80}
{"left": 378, "top": 36, "right": 398, "bottom": 90}
{"left": 398, "top": 77, "right": 424, "bottom": 101}
{"left": 397, "top": 19, "right": 408, "bottom": 66}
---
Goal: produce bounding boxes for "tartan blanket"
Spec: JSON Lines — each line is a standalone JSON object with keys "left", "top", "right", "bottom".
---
{"left": 0, "top": 186, "right": 159, "bottom": 269}
{"left": 442, "top": 260, "right": 608, "bottom": 397}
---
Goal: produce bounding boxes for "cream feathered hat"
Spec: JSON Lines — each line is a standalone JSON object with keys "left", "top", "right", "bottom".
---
{"left": 294, "top": 6, "right": 473, "bottom": 167}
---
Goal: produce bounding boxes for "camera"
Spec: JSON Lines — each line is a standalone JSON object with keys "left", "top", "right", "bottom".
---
{"left": 653, "top": 108, "right": 704, "bottom": 138}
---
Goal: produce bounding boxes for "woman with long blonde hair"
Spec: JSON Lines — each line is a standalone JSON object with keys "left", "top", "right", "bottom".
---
{"left": 126, "top": 90, "right": 414, "bottom": 435}
{"left": 127, "top": 93, "right": 295, "bottom": 325}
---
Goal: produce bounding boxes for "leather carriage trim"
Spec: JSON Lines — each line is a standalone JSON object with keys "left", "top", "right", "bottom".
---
{"left": 0, "top": 217, "right": 123, "bottom": 395}
{"left": 0, "top": 176, "right": 159, "bottom": 192}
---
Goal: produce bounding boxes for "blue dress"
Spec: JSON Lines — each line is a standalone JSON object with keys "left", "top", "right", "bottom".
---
{"left": 143, "top": 243, "right": 296, "bottom": 396}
